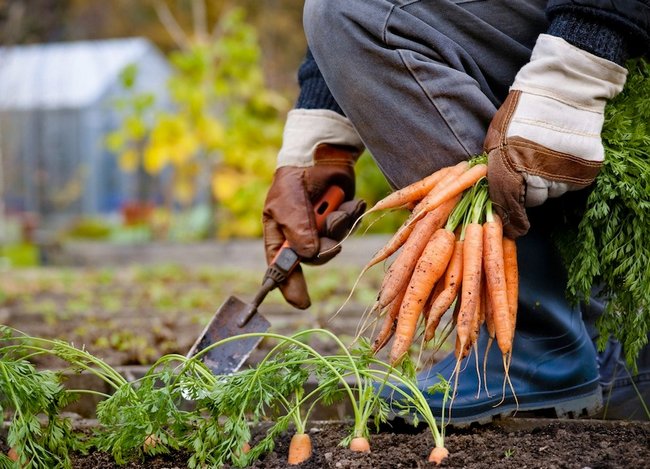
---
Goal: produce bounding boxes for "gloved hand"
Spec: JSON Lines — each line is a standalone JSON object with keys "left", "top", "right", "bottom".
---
{"left": 485, "top": 34, "right": 627, "bottom": 238}
{"left": 263, "top": 109, "right": 366, "bottom": 309}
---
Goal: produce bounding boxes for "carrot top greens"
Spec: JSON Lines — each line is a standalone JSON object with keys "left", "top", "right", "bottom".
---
{"left": 555, "top": 57, "right": 650, "bottom": 371}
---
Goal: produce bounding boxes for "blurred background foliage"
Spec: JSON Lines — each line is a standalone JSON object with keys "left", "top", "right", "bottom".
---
{"left": 0, "top": 0, "right": 403, "bottom": 242}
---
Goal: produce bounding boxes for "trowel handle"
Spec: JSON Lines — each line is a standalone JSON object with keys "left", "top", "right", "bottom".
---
{"left": 270, "top": 185, "right": 346, "bottom": 266}
{"left": 245, "top": 186, "right": 346, "bottom": 321}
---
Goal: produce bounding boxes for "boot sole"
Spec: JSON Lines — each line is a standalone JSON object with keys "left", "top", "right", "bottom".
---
{"left": 391, "top": 383, "right": 603, "bottom": 428}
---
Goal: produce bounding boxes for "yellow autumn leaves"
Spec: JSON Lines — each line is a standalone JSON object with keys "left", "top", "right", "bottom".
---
{"left": 106, "top": 9, "right": 287, "bottom": 237}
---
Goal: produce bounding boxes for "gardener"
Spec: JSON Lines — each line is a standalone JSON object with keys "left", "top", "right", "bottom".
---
{"left": 262, "top": 0, "right": 650, "bottom": 423}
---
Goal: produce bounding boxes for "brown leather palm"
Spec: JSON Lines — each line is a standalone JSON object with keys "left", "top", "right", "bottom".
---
{"left": 485, "top": 91, "right": 601, "bottom": 239}
{"left": 262, "top": 144, "right": 365, "bottom": 309}
{"left": 485, "top": 91, "right": 530, "bottom": 239}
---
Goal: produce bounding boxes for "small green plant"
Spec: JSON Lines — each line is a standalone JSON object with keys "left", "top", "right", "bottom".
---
{"left": 0, "top": 331, "right": 78, "bottom": 468}
{"left": 0, "top": 327, "right": 188, "bottom": 465}
{"left": 91, "top": 368, "right": 192, "bottom": 464}
{"left": 0, "top": 326, "right": 450, "bottom": 468}
{"left": 504, "top": 448, "right": 515, "bottom": 458}
{"left": 359, "top": 355, "right": 451, "bottom": 464}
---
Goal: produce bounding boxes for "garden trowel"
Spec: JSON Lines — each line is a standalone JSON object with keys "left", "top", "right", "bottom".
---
{"left": 187, "top": 185, "right": 346, "bottom": 375}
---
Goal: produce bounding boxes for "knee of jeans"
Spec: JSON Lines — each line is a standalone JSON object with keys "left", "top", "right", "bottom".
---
{"left": 304, "top": 0, "right": 357, "bottom": 55}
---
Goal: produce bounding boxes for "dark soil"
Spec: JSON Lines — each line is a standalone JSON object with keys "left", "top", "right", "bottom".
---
{"left": 65, "top": 419, "right": 650, "bottom": 469}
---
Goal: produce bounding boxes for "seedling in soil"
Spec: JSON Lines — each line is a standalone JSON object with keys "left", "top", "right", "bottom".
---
{"left": 0, "top": 327, "right": 190, "bottom": 466}
{"left": 0, "top": 333, "right": 78, "bottom": 468}
{"left": 359, "top": 355, "right": 451, "bottom": 465}
{"left": 1, "top": 326, "right": 450, "bottom": 468}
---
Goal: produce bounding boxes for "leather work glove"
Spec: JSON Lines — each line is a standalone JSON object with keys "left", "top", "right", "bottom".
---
{"left": 263, "top": 109, "right": 366, "bottom": 309}
{"left": 485, "top": 34, "right": 627, "bottom": 238}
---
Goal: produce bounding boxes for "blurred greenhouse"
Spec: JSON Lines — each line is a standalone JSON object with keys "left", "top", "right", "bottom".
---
{"left": 0, "top": 2, "right": 398, "bottom": 270}
{"left": 0, "top": 38, "right": 170, "bottom": 229}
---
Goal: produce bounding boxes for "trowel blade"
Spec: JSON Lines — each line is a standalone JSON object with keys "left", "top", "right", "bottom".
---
{"left": 186, "top": 296, "right": 271, "bottom": 375}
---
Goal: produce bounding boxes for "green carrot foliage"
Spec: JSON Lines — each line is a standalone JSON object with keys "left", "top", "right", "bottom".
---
{"left": 556, "top": 58, "right": 650, "bottom": 370}
{"left": 0, "top": 349, "right": 77, "bottom": 468}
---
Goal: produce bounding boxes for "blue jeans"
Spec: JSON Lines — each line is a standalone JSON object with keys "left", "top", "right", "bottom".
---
{"left": 304, "top": 0, "right": 649, "bottom": 419}
{"left": 304, "top": 0, "right": 547, "bottom": 188}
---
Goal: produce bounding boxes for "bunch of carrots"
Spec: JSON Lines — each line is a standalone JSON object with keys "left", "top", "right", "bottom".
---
{"left": 350, "top": 155, "right": 519, "bottom": 385}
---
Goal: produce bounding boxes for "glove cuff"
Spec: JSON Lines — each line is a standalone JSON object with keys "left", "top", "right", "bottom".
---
{"left": 511, "top": 34, "right": 627, "bottom": 111}
{"left": 277, "top": 109, "right": 365, "bottom": 168}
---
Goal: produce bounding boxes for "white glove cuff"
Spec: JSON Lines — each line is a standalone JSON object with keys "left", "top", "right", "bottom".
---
{"left": 511, "top": 34, "right": 627, "bottom": 111}
{"left": 276, "top": 109, "right": 364, "bottom": 168}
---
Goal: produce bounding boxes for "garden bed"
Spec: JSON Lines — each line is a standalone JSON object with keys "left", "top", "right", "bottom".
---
{"left": 3, "top": 252, "right": 649, "bottom": 468}
{"left": 7, "top": 418, "right": 645, "bottom": 468}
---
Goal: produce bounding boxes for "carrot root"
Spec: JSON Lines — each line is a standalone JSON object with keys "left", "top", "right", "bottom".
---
{"left": 288, "top": 433, "right": 312, "bottom": 465}
{"left": 429, "top": 446, "right": 449, "bottom": 465}
{"left": 375, "top": 196, "right": 458, "bottom": 307}
{"left": 143, "top": 434, "right": 161, "bottom": 452}
{"left": 350, "top": 437, "right": 371, "bottom": 453}
{"left": 368, "top": 165, "right": 453, "bottom": 213}
{"left": 389, "top": 228, "right": 455, "bottom": 364}
{"left": 502, "top": 236, "right": 519, "bottom": 343}
{"left": 455, "top": 223, "right": 483, "bottom": 360}
{"left": 7, "top": 448, "right": 19, "bottom": 462}
{"left": 372, "top": 287, "right": 407, "bottom": 353}
{"left": 409, "top": 163, "right": 487, "bottom": 227}
{"left": 483, "top": 217, "right": 512, "bottom": 356}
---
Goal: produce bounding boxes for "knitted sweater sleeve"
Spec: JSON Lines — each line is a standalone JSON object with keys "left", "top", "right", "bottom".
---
{"left": 295, "top": 48, "right": 344, "bottom": 115}
{"left": 546, "top": 0, "right": 650, "bottom": 64}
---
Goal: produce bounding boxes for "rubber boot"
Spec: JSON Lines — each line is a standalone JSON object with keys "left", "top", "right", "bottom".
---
{"left": 583, "top": 294, "right": 650, "bottom": 421}
{"left": 383, "top": 226, "right": 603, "bottom": 426}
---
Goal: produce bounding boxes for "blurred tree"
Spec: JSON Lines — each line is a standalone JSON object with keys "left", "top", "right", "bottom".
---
{"left": 107, "top": 4, "right": 289, "bottom": 238}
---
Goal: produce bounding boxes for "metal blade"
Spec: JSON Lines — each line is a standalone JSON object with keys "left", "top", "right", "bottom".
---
{"left": 187, "top": 296, "right": 271, "bottom": 375}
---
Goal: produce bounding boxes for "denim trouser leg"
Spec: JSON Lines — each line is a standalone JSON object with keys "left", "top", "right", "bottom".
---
{"left": 304, "top": 0, "right": 650, "bottom": 421}
{"left": 304, "top": 0, "right": 547, "bottom": 188}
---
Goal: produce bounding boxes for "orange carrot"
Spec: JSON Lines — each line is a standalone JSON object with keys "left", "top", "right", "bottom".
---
{"left": 411, "top": 161, "right": 469, "bottom": 214}
{"left": 410, "top": 163, "right": 487, "bottom": 226}
{"left": 424, "top": 278, "right": 445, "bottom": 325}
{"left": 363, "top": 219, "right": 416, "bottom": 273}
{"left": 482, "top": 280, "right": 495, "bottom": 397}
{"left": 364, "top": 162, "right": 468, "bottom": 272}
{"left": 455, "top": 222, "right": 483, "bottom": 359}
{"left": 376, "top": 196, "right": 459, "bottom": 308}
{"left": 429, "top": 446, "right": 449, "bottom": 465}
{"left": 366, "top": 165, "right": 452, "bottom": 213}
{"left": 502, "top": 237, "right": 519, "bottom": 342}
{"left": 483, "top": 280, "right": 495, "bottom": 341}
{"left": 389, "top": 228, "right": 456, "bottom": 364}
{"left": 469, "top": 272, "right": 485, "bottom": 347}
{"left": 143, "top": 434, "right": 160, "bottom": 452}
{"left": 288, "top": 433, "right": 312, "bottom": 464}
{"left": 365, "top": 191, "right": 459, "bottom": 273}
{"left": 350, "top": 437, "right": 371, "bottom": 452}
{"left": 452, "top": 288, "right": 462, "bottom": 325}
{"left": 7, "top": 448, "right": 19, "bottom": 462}
{"left": 483, "top": 213, "right": 511, "bottom": 356}
{"left": 424, "top": 236, "right": 464, "bottom": 341}
{"left": 410, "top": 161, "right": 468, "bottom": 208}
{"left": 456, "top": 253, "right": 484, "bottom": 360}
{"left": 372, "top": 286, "right": 407, "bottom": 353}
